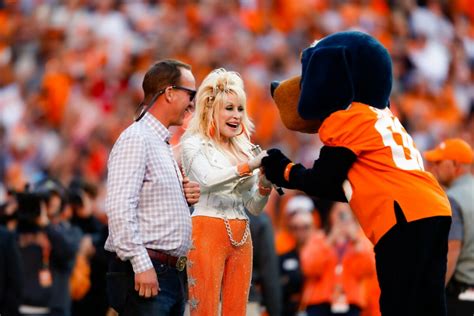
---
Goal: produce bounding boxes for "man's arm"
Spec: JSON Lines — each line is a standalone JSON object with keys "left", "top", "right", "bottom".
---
{"left": 106, "top": 135, "right": 152, "bottom": 272}
{"left": 106, "top": 134, "right": 160, "bottom": 298}
{"left": 446, "top": 196, "right": 463, "bottom": 285}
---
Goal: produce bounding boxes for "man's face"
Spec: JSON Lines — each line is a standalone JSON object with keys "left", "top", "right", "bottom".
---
{"left": 46, "top": 193, "right": 62, "bottom": 218}
{"left": 430, "top": 160, "right": 456, "bottom": 187}
{"left": 288, "top": 212, "right": 314, "bottom": 246}
{"left": 169, "top": 68, "right": 196, "bottom": 127}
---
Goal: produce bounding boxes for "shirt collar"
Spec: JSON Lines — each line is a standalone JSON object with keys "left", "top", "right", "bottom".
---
{"left": 141, "top": 112, "right": 171, "bottom": 143}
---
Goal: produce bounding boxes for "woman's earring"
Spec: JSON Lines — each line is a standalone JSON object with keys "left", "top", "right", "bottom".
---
{"left": 209, "top": 122, "right": 216, "bottom": 138}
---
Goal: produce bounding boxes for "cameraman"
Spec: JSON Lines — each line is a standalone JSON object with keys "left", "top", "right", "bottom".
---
{"left": 15, "top": 182, "right": 81, "bottom": 316}
{"left": 35, "top": 179, "right": 83, "bottom": 316}
{"left": 0, "top": 225, "right": 23, "bottom": 316}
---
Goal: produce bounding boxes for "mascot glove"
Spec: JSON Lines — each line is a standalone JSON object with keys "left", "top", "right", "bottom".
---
{"left": 261, "top": 149, "right": 292, "bottom": 186}
{"left": 248, "top": 150, "right": 268, "bottom": 170}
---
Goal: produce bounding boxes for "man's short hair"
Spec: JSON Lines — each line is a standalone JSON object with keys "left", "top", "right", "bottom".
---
{"left": 142, "top": 59, "right": 191, "bottom": 102}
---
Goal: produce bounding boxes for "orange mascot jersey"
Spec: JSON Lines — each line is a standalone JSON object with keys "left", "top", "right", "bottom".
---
{"left": 319, "top": 102, "right": 451, "bottom": 245}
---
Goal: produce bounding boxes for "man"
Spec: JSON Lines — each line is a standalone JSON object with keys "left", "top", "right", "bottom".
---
{"left": 278, "top": 195, "right": 316, "bottom": 316}
{"left": 105, "top": 59, "right": 200, "bottom": 315}
{"left": 0, "top": 226, "right": 23, "bottom": 316}
{"left": 247, "top": 210, "right": 282, "bottom": 316}
{"left": 36, "top": 179, "right": 82, "bottom": 316}
{"left": 424, "top": 138, "right": 474, "bottom": 316}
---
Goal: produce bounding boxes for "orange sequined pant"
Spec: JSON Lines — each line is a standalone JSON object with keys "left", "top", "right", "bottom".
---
{"left": 187, "top": 216, "right": 252, "bottom": 316}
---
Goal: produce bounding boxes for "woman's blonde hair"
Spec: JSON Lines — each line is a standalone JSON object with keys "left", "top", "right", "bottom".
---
{"left": 184, "top": 68, "right": 255, "bottom": 157}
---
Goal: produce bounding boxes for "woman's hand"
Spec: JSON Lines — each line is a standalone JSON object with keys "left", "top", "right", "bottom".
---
{"left": 258, "top": 171, "right": 272, "bottom": 196}
{"left": 258, "top": 170, "right": 272, "bottom": 188}
{"left": 248, "top": 150, "right": 268, "bottom": 170}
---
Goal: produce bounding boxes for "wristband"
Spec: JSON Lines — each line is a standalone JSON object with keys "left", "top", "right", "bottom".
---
{"left": 258, "top": 185, "right": 272, "bottom": 196}
{"left": 283, "top": 162, "right": 295, "bottom": 182}
{"left": 237, "top": 163, "right": 252, "bottom": 177}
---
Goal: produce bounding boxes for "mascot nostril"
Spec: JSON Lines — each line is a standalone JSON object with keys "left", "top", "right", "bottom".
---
{"left": 270, "top": 81, "right": 280, "bottom": 97}
{"left": 261, "top": 30, "right": 452, "bottom": 315}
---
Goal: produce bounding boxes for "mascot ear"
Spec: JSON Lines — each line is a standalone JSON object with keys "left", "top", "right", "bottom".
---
{"left": 298, "top": 46, "right": 354, "bottom": 120}
{"left": 272, "top": 76, "right": 322, "bottom": 134}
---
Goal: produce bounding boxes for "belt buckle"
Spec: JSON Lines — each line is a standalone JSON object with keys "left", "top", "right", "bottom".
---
{"left": 176, "top": 256, "right": 187, "bottom": 271}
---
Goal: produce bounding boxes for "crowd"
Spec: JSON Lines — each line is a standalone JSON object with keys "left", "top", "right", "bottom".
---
{"left": 0, "top": 0, "right": 472, "bottom": 316}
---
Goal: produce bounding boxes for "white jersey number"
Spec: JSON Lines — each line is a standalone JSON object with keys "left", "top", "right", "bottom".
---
{"left": 373, "top": 108, "right": 424, "bottom": 171}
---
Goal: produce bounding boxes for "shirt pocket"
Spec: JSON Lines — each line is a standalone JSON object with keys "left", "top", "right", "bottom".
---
{"left": 207, "top": 151, "right": 227, "bottom": 169}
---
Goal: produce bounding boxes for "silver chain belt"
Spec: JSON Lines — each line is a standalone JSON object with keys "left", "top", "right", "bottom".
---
{"left": 223, "top": 216, "right": 250, "bottom": 247}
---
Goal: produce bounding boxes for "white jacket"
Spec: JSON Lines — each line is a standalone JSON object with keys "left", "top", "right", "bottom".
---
{"left": 180, "top": 133, "right": 269, "bottom": 219}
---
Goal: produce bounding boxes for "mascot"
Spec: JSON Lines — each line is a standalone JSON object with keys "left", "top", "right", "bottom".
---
{"left": 262, "top": 31, "right": 452, "bottom": 316}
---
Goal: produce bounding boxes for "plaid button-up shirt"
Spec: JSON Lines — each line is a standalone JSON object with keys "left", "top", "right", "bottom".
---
{"left": 104, "top": 113, "right": 192, "bottom": 273}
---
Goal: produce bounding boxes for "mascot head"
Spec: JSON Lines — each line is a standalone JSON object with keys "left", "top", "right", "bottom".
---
{"left": 271, "top": 31, "right": 393, "bottom": 133}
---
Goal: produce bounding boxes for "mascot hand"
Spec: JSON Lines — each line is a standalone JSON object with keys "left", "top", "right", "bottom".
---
{"left": 261, "top": 149, "right": 292, "bottom": 187}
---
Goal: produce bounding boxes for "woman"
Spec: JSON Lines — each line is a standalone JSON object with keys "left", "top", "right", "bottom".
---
{"left": 181, "top": 68, "right": 271, "bottom": 315}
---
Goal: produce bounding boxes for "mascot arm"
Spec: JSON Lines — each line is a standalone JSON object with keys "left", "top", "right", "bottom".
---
{"left": 291, "top": 146, "right": 356, "bottom": 201}
{"left": 262, "top": 147, "right": 356, "bottom": 201}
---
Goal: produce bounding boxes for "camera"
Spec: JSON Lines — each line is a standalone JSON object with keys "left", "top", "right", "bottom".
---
{"left": 14, "top": 191, "right": 45, "bottom": 233}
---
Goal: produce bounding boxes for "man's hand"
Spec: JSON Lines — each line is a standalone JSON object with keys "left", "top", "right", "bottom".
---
{"left": 261, "top": 148, "right": 293, "bottom": 187}
{"left": 135, "top": 268, "right": 159, "bottom": 298}
{"left": 183, "top": 176, "right": 200, "bottom": 205}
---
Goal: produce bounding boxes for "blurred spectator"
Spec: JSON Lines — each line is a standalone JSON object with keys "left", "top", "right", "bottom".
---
{"left": 248, "top": 210, "right": 282, "bottom": 316}
{"left": 0, "top": 0, "right": 472, "bottom": 314}
{"left": 67, "top": 180, "right": 108, "bottom": 316}
{"left": 278, "top": 195, "right": 317, "bottom": 316}
{"left": 12, "top": 188, "right": 79, "bottom": 316}
{"left": 275, "top": 194, "right": 321, "bottom": 256}
{"left": 424, "top": 138, "right": 474, "bottom": 315}
{"left": 34, "top": 179, "right": 83, "bottom": 316}
{"left": 68, "top": 180, "right": 103, "bottom": 237}
{"left": 300, "top": 202, "right": 378, "bottom": 316}
{"left": 0, "top": 226, "right": 23, "bottom": 316}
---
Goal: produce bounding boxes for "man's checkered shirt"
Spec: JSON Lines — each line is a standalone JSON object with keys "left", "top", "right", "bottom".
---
{"left": 104, "top": 113, "right": 192, "bottom": 273}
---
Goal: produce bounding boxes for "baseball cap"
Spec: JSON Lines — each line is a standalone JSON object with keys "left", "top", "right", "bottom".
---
{"left": 285, "top": 195, "right": 314, "bottom": 215}
{"left": 424, "top": 138, "right": 474, "bottom": 164}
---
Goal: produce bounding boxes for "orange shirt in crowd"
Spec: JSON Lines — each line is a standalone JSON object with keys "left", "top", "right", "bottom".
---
{"left": 319, "top": 103, "right": 451, "bottom": 245}
{"left": 40, "top": 66, "right": 72, "bottom": 128}
{"left": 300, "top": 231, "right": 377, "bottom": 309}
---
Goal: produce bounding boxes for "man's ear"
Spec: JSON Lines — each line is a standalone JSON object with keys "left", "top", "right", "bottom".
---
{"left": 165, "top": 86, "right": 173, "bottom": 102}
{"left": 452, "top": 161, "right": 462, "bottom": 174}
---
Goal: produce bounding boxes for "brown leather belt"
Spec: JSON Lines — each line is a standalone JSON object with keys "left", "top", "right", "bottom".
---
{"left": 146, "top": 249, "right": 187, "bottom": 272}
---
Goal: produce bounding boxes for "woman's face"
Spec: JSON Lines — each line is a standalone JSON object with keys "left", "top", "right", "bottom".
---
{"left": 216, "top": 93, "right": 244, "bottom": 141}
